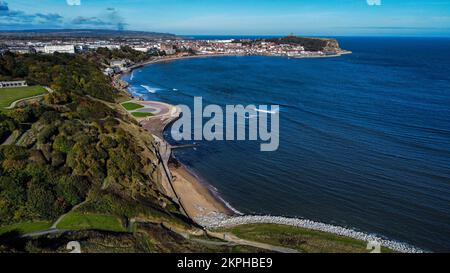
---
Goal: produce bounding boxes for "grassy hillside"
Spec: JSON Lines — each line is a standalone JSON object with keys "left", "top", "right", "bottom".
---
{"left": 0, "top": 221, "right": 51, "bottom": 236}
{"left": 220, "top": 224, "right": 393, "bottom": 253}
{"left": 0, "top": 50, "right": 191, "bottom": 245}
{"left": 0, "top": 223, "right": 264, "bottom": 253}
{"left": 56, "top": 213, "right": 126, "bottom": 232}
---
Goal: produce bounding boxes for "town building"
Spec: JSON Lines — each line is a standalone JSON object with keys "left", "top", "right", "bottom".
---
{"left": 109, "top": 59, "right": 131, "bottom": 73}
{"left": 132, "top": 47, "right": 149, "bottom": 53}
{"left": 44, "top": 45, "right": 75, "bottom": 54}
{"left": 103, "top": 67, "right": 114, "bottom": 76}
{"left": 7, "top": 46, "right": 35, "bottom": 54}
{"left": 160, "top": 44, "right": 176, "bottom": 55}
{"left": 87, "top": 44, "right": 121, "bottom": 50}
{"left": 0, "top": 81, "right": 28, "bottom": 88}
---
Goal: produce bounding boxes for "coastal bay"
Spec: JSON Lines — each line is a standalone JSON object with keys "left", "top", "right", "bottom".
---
{"left": 122, "top": 37, "right": 450, "bottom": 252}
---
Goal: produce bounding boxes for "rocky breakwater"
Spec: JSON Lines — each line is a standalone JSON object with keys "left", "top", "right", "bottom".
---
{"left": 196, "top": 214, "right": 425, "bottom": 253}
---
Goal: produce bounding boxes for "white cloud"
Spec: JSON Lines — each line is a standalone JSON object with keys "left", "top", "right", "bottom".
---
{"left": 67, "top": 0, "right": 81, "bottom": 6}
{"left": 367, "top": 0, "right": 382, "bottom": 6}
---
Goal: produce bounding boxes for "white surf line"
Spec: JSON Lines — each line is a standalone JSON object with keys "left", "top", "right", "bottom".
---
{"left": 141, "top": 85, "right": 158, "bottom": 93}
{"left": 195, "top": 214, "right": 425, "bottom": 253}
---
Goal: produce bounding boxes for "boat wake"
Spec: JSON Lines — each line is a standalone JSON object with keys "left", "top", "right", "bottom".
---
{"left": 251, "top": 107, "right": 279, "bottom": 114}
{"left": 141, "top": 85, "right": 159, "bottom": 93}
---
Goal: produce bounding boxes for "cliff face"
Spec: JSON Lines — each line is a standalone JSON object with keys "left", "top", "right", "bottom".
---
{"left": 321, "top": 38, "right": 342, "bottom": 52}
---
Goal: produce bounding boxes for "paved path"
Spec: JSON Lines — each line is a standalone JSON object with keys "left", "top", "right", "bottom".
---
{"left": 123, "top": 100, "right": 180, "bottom": 138}
{"left": 19, "top": 216, "right": 298, "bottom": 253}
{"left": 21, "top": 228, "right": 66, "bottom": 238}
{"left": 131, "top": 218, "right": 299, "bottom": 253}
{"left": 206, "top": 231, "right": 299, "bottom": 253}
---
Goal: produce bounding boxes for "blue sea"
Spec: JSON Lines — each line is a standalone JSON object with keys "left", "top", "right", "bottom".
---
{"left": 123, "top": 37, "right": 450, "bottom": 252}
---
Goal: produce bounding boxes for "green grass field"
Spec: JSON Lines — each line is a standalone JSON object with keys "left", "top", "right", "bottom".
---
{"left": 0, "top": 86, "right": 47, "bottom": 109}
{"left": 0, "top": 221, "right": 51, "bottom": 235}
{"left": 122, "top": 102, "right": 144, "bottom": 111}
{"left": 220, "top": 224, "right": 393, "bottom": 253}
{"left": 131, "top": 112, "right": 154, "bottom": 118}
{"left": 56, "top": 212, "right": 126, "bottom": 232}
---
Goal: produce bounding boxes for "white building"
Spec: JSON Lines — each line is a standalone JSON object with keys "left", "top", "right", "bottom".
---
{"left": 110, "top": 59, "right": 128, "bottom": 68}
{"left": 132, "top": 47, "right": 149, "bottom": 53}
{"left": 44, "top": 45, "right": 75, "bottom": 54}
{"left": 0, "top": 81, "right": 27, "bottom": 88}
{"left": 109, "top": 59, "right": 130, "bottom": 73}
{"left": 88, "top": 44, "right": 121, "bottom": 50}
{"left": 103, "top": 68, "right": 114, "bottom": 76}
{"left": 8, "top": 47, "right": 33, "bottom": 54}
{"left": 34, "top": 47, "right": 46, "bottom": 53}
{"left": 215, "top": 39, "right": 234, "bottom": 43}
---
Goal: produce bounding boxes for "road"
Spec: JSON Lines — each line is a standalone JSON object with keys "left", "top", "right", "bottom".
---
{"left": 21, "top": 228, "right": 66, "bottom": 238}
{"left": 206, "top": 231, "right": 299, "bottom": 253}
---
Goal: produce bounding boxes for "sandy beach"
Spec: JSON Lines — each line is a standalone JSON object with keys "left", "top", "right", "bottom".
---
{"left": 170, "top": 164, "right": 233, "bottom": 219}
{"left": 133, "top": 99, "right": 234, "bottom": 222}
{"left": 127, "top": 52, "right": 350, "bottom": 72}
{"left": 126, "top": 53, "right": 242, "bottom": 71}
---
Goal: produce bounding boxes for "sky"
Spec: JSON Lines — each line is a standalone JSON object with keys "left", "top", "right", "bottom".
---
{"left": 0, "top": 0, "right": 449, "bottom": 36}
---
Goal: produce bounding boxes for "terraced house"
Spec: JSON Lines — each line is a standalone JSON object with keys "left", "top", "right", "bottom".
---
{"left": 0, "top": 81, "right": 28, "bottom": 88}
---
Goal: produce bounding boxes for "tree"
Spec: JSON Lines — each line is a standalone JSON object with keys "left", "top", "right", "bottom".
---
{"left": 26, "top": 182, "right": 59, "bottom": 219}
{"left": 53, "top": 135, "right": 74, "bottom": 154}
{"left": 57, "top": 175, "right": 90, "bottom": 207}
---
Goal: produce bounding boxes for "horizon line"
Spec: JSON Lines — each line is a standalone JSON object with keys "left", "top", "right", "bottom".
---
{"left": 1, "top": 28, "right": 450, "bottom": 38}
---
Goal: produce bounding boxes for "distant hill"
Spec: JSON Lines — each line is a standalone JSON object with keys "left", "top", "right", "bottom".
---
{"left": 0, "top": 29, "right": 178, "bottom": 40}
{"left": 266, "top": 35, "right": 342, "bottom": 52}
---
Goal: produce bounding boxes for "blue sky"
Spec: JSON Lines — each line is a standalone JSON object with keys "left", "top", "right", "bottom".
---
{"left": 1, "top": 0, "right": 449, "bottom": 36}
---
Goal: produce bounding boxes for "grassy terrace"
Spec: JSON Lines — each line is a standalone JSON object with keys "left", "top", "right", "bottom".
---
{"left": 131, "top": 112, "right": 154, "bottom": 118}
{"left": 220, "top": 224, "right": 393, "bottom": 253}
{"left": 122, "top": 102, "right": 144, "bottom": 111}
{"left": 56, "top": 212, "right": 126, "bottom": 232}
{"left": 0, "top": 85, "right": 47, "bottom": 109}
{"left": 0, "top": 221, "right": 51, "bottom": 235}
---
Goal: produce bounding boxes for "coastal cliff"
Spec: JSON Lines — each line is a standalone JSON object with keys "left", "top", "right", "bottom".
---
{"left": 266, "top": 36, "right": 344, "bottom": 53}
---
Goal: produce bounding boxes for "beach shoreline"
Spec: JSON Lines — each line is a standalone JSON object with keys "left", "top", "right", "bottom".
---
{"left": 120, "top": 51, "right": 354, "bottom": 220}
{"left": 120, "top": 54, "right": 423, "bottom": 253}
{"left": 169, "top": 163, "right": 235, "bottom": 218}
{"left": 131, "top": 98, "right": 235, "bottom": 220}
{"left": 125, "top": 50, "right": 352, "bottom": 72}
